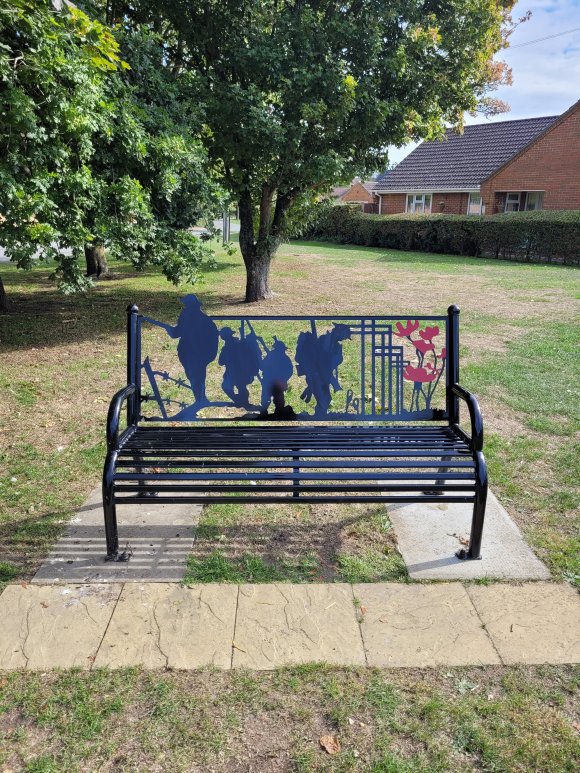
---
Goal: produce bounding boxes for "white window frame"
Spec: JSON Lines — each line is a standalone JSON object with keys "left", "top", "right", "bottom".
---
{"left": 467, "top": 192, "right": 483, "bottom": 216}
{"left": 505, "top": 192, "right": 521, "bottom": 213}
{"left": 406, "top": 193, "right": 432, "bottom": 214}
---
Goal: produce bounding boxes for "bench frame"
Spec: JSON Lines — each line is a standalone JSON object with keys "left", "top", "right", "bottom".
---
{"left": 103, "top": 303, "right": 486, "bottom": 563}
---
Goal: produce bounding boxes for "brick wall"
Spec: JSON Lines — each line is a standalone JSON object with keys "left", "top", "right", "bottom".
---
{"left": 431, "top": 193, "right": 470, "bottom": 215}
{"left": 341, "top": 182, "right": 376, "bottom": 204}
{"left": 378, "top": 194, "right": 406, "bottom": 214}
{"left": 481, "top": 103, "right": 580, "bottom": 212}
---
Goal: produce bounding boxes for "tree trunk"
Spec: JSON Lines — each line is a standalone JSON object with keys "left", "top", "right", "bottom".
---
{"left": 0, "top": 276, "right": 7, "bottom": 311}
{"left": 85, "top": 242, "right": 108, "bottom": 277}
{"left": 244, "top": 250, "right": 273, "bottom": 302}
{"left": 238, "top": 190, "right": 274, "bottom": 302}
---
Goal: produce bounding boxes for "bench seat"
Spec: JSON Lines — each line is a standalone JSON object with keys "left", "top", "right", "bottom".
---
{"left": 112, "top": 424, "right": 477, "bottom": 505}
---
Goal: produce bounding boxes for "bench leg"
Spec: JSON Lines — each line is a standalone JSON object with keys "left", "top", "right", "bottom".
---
{"left": 293, "top": 450, "right": 300, "bottom": 498}
{"left": 103, "top": 450, "right": 131, "bottom": 562}
{"left": 457, "top": 450, "right": 487, "bottom": 560}
{"left": 426, "top": 456, "right": 448, "bottom": 496}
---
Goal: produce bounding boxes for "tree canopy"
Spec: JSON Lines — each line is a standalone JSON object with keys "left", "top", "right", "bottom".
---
{"left": 153, "top": 0, "right": 515, "bottom": 301}
{"left": 1, "top": 0, "right": 516, "bottom": 303}
{"left": 0, "top": 0, "right": 219, "bottom": 296}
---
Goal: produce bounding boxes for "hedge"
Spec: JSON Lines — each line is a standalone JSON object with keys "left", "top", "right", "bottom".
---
{"left": 302, "top": 206, "right": 580, "bottom": 264}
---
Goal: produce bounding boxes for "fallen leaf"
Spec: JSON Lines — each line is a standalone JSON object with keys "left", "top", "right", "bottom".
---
{"left": 359, "top": 605, "right": 367, "bottom": 616}
{"left": 572, "top": 721, "right": 580, "bottom": 733}
{"left": 40, "top": 602, "right": 49, "bottom": 608}
{"left": 320, "top": 735, "right": 341, "bottom": 755}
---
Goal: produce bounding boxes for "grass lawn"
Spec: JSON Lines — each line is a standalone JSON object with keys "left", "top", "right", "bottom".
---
{"left": 0, "top": 664, "right": 578, "bottom": 771}
{"left": 0, "top": 239, "right": 579, "bottom": 770}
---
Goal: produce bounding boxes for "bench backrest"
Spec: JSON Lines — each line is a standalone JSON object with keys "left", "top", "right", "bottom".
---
{"left": 127, "top": 296, "right": 460, "bottom": 423}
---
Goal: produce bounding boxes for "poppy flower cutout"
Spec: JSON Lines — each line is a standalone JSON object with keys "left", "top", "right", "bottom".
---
{"left": 418, "top": 326, "right": 440, "bottom": 341}
{"left": 439, "top": 347, "right": 446, "bottom": 359}
{"left": 403, "top": 365, "right": 438, "bottom": 383}
{"left": 413, "top": 338, "right": 435, "bottom": 355}
{"left": 394, "top": 320, "right": 419, "bottom": 337}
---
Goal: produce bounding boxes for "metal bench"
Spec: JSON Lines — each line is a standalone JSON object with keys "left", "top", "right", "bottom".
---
{"left": 103, "top": 298, "right": 486, "bottom": 563}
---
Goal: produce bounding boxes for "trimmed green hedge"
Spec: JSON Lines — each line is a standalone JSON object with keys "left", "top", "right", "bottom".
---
{"left": 302, "top": 206, "right": 580, "bottom": 264}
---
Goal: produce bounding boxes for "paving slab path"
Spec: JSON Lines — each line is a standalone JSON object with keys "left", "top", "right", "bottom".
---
{"left": 1, "top": 581, "right": 578, "bottom": 671}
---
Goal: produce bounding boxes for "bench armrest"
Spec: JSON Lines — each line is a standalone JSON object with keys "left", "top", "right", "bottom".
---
{"left": 106, "top": 384, "right": 136, "bottom": 450}
{"left": 451, "top": 384, "right": 484, "bottom": 452}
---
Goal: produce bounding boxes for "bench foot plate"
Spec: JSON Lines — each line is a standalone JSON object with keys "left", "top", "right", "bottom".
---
{"left": 105, "top": 549, "right": 132, "bottom": 563}
{"left": 455, "top": 549, "right": 483, "bottom": 561}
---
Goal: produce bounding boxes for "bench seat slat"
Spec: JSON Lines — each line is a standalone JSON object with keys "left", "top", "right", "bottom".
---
{"left": 114, "top": 483, "right": 476, "bottom": 493}
{"left": 116, "top": 459, "right": 474, "bottom": 469}
{"left": 113, "top": 495, "right": 476, "bottom": 504}
{"left": 114, "top": 471, "right": 474, "bottom": 481}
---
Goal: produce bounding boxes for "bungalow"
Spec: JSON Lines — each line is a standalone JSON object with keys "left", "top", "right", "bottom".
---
{"left": 331, "top": 177, "right": 378, "bottom": 211}
{"left": 373, "top": 100, "right": 580, "bottom": 216}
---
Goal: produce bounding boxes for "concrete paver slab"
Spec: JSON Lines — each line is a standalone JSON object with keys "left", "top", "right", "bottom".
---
{"left": 93, "top": 583, "right": 237, "bottom": 669}
{"left": 33, "top": 487, "right": 200, "bottom": 583}
{"left": 0, "top": 584, "right": 121, "bottom": 670}
{"left": 467, "top": 582, "right": 580, "bottom": 664}
{"left": 354, "top": 582, "right": 501, "bottom": 667}
{"left": 233, "top": 584, "right": 365, "bottom": 669}
{"left": 388, "top": 490, "right": 550, "bottom": 580}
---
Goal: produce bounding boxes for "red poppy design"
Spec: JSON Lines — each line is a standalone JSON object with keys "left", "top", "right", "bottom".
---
{"left": 403, "top": 365, "right": 438, "bottom": 383}
{"left": 394, "top": 320, "right": 419, "bottom": 337}
{"left": 418, "top": 326, "right": 440, "bottom": 341}
{"left": 413, "top": 338, "right": 435, "bottom": 355}
{"left": 439, "top": 347, "right": 446, "bottom": 359}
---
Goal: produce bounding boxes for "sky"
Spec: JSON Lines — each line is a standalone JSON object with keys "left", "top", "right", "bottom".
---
{"left": 387, "top": 0, "right": 580, "bottom": 165}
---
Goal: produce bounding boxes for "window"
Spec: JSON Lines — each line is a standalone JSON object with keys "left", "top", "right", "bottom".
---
{"left": 406, "top": 193, "right": 432, "bottom": 214}
{"left": 504, "top": 191, "right": 544, "bottom": 212}
{"left": 524, "top": 191, "right": 544, "bottom": 211}
{"left": 505, "top": 192, "right": 521, "bottom": 212}
{"left": 467, "top": 192, "right": 482, "bottom": 215}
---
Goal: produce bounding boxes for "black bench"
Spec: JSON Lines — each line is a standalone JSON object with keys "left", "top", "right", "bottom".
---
{"left": 103, "top": 299, "right": 486, "bottom": 562}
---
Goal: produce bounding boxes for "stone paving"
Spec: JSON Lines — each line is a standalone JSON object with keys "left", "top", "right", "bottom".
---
{"left": 1, "top": 581, "right": 578, "bottom": 671}
{"left": 4, "top": 487, "right": 575, "bottom": 672}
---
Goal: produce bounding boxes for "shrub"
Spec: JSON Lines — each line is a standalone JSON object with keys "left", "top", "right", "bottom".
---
{"left": 302, "top": 206, "right": 580, "bottom": 264}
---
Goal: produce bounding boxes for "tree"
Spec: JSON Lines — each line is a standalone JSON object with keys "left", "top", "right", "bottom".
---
{"left": 152, "top": 0, "right": 515, "bottom": 302}
{"left": 0, "top": 0, "right": 220, "bottom": 301}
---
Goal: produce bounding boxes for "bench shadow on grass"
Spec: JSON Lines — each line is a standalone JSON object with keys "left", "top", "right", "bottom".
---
{"left": 184, "top": 508, "right": 408, "bottom": 585}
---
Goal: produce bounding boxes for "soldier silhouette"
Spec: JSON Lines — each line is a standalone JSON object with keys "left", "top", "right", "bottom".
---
{"left": 218, "top": 325, "right": 262, "bottom": 409}
{"left": 259, "top": 337, "right": 293, "bottom": 414}
{"left": 296, "top": 322, "right": 351, "bottom": 416}
{"left": 149, "top": 295, "right": 219, "bottom": 411}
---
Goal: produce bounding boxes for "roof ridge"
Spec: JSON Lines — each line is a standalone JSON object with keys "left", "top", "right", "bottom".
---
{"left": 451, "top": 115, "right": 558, "bottom": 131}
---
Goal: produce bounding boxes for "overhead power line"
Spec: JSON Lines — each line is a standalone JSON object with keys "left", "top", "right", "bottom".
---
{"left": 510, "top": 25, "right": 580, "bottom": 49}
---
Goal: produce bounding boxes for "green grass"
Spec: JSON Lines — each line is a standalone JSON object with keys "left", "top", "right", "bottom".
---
{"left": 184, "top": 549, "right": 319, "bottom": 583}
{"left": 1, "top": 665, "right": 577, "bottom": 771}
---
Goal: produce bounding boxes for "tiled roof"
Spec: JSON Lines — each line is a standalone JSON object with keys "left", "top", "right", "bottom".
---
{"left": 374, "top": 116, "right": 559, "bottom": 191}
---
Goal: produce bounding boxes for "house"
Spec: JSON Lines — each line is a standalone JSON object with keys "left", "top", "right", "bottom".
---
{"left": 373, "top": 100, "right": 580, "bottom": 216}
{"left": 331, "top": 178, "right": 378, "bottom": 211}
